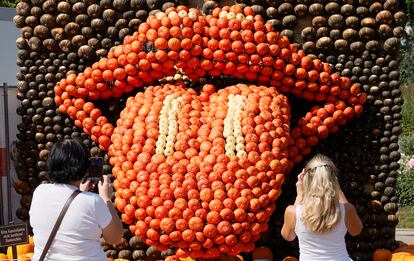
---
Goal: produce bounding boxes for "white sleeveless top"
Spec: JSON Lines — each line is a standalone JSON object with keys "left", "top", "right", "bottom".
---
{"left": 295, "top": 204, "right": 351, "bottom": 261}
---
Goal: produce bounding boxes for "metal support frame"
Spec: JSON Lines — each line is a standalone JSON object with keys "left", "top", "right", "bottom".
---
{"left": 1, "top": 82, "right": 12, "bottom": 225}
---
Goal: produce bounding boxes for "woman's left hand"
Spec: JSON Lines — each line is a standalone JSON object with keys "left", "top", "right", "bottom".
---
{"left": 80, "top": 178, "right": 92, "bottom": 191}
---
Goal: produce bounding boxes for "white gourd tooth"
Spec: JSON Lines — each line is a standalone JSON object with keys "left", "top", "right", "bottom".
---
{"left": 156, "top": 140, "right": 165, "bottom": 148}
{"left": 227, "top": 12, "right": 235, "bottom": 19}
{"left": 178, "top": 10, "right": 188, "bottom": 18}
{"left": 225, "top": 143, "right": 235, "bottom": 151}
{"left": 237, "top": 150, "right": 247, "bottom": 158}
{"left": 226, "top": 136, "right": 235, "bottom": 143}
{"left": 170, "top": 121, "right": 178, "bottom": 128}
{"left": 164, "top": 147, "right": 173, "bottom": 156}
{"left": 159, "top": 122, "right": 168, "bottom": 130}
{"left": 236, "top": 143, "right": 245, "bottom": 151}
{"left": 160, "top": 128, "right": 168, "bottom": 135}
{"left": 156, "top": 12, "right": 165, "bottom": 19}
{"left": 236, "top": 136, "right": 245, "bottom": 144}
{"left": 219, "top": 10, "right": 228, "bottom": 18}
{"left": 188, "top": 11, "right": 197, "bottom": 21}
{"left": 223, "top": 130, "right": 232, "bottom": 138}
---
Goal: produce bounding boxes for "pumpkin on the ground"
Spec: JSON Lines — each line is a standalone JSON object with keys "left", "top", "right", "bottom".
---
{"left": 17, "top": 254, "right": 32, "bottom": 261}
{"left": 376, "top": 244, "right": 414, "bottom": 261}
{"left": 282, "top": 257, "right": 299, "bottom": 261}
{"left": 253, "top": 246, "right": 273, "bottom": 260}
{"left": 372, "top": 248, "right": 392, "bottom": 261}
{"left": 393, "top": 246, "right": 414, "bottom": 256}
{"left": 390, "top": 254, "right": 414, "bottom": 261}
{"left": 7, "top": 242, "right": 33, "bottom": 259}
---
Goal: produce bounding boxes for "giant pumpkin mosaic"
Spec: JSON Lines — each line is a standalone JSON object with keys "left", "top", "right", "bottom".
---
{"left": 13, "top": 0, "right": 405, "bottom": 259}
{"left": 51, "top": 6, "right": 366, "bottom": 258}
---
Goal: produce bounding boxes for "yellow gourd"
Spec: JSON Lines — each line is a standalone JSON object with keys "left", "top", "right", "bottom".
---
{"left": 0, "top": 253, "right": 8, "bottom": 260}
{"left": 6, "top": 242, "right": 34, "bottom": 259}
{"left": 390, "top": 254, "right": 414, "bottom": 261}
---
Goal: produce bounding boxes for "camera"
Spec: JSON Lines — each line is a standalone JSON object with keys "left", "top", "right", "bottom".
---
{"left": 87, "top": 157, "right": 104, "bottom": 191}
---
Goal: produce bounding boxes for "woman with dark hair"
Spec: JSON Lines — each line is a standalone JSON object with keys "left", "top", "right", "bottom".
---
{"left": 281, "top": 154, "right": 363, "bottom": 261}
{"left": 29, "top": 139, "right": 123, "bottom": 261}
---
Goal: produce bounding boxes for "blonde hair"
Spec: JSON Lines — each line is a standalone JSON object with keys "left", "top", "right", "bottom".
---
{"left": 301, "top": 154, "right": 341, "bottom": 233}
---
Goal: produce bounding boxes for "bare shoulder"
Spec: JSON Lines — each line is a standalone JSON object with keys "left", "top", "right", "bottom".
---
{"left": 343, "top": 202, "right": 357, "bottom": 213}
{"left": 342, "top": 202, "right": 363, "bottom": 236}
{"left": 285, "top": 205, "right": 296, "bottom": 216}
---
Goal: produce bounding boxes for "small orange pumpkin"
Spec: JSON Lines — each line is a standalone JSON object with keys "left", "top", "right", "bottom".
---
{"left": 252, "top": 246, "right": 273, "bottom": 260}
{"left": 282, "top": 257, "right": 299, "bottom": 261}
{"left": 372, "top": 249, "right": 392, "bottom": 261}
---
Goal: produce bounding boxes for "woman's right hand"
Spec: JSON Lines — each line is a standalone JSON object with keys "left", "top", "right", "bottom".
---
{"left": 294, "top": 170, "right": 305, "bottom": 205}
{"left": 296, "top": 170, "right": 305, "bottom": 196}
{"left": 98, "top": 175, "right": 113, "bottom": 202}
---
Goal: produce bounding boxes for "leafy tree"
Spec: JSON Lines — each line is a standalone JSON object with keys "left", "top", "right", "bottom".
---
{"left": 0, "top": 0, "right": 17, "bottom": 7}
{"left": 401, "top": 0, "right": 414, "bottom": 25}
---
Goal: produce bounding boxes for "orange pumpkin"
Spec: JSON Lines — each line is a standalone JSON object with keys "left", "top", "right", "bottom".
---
{"left": 372, "top": 249, "right": 392, "bottom": 261}
{"left": 17, "top": 254, "right": 32, "bottom": 261}
{"left": 252, "top": 246, "right": 273, "bottom": 260}
{"left": 7, "top": 242, "right": 33, "bottom": 259}
{"left": 282, "top": 257, "right": 299, "bottom": 261}
{"left": 28, "top": 236, "right": 34, "bottom": 248}
{"left": 0, "top": 253, "right": 8, "bottom": 260}
{"left": 390, "top": 254, "right": 414, "bottom": 261}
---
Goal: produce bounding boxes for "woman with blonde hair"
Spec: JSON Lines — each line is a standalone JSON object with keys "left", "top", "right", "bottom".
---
{"left": 281, "top": 154, "right": 363, "bottom": 261}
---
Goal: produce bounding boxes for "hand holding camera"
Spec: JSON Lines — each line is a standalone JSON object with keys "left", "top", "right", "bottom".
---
{"left": 80, "top": 157, "right": 104, "bottom": 193}
{"left": 98, "top": 175, "right": 113, "bottom": 202}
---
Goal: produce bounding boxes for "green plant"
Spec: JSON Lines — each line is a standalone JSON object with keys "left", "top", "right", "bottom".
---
{"left": 397, "top": 166, "right": 414, "bottom": 207}
{"left": 399, "top": 135, "right": 414, "bottom": 155}
{"left": 397, "top": 206, "right": 414, "bottom": 228}
{"left": 0, "top": 0, "right": 17, "bottom": 7}
{"left": 401, "top": 83, "right": 414, "bottom": 136}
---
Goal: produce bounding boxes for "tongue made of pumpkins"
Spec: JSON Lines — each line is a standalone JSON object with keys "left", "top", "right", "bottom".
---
{"left": 111, "top": 83, "right": 288, "bottom": 257}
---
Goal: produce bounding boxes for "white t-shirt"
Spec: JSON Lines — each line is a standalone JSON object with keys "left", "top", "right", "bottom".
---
{"left": 30, "top": 183, "right": 112, "bottom": 261}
